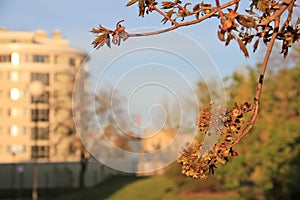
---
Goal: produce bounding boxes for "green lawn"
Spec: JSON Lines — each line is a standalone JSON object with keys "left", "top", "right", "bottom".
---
{"left": 52, "top": 175, "right": 240, "bottom": 200}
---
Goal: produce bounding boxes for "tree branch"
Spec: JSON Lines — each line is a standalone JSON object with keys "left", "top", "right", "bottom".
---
{"left": 128, "top": 0, "right": 239, "bottom": 38}
{"left": 280, "top": 2, "right": 294, "bottom": 32}
{"left": 258, "top": 0, "right": 295, "bottom": 26}
{"left": 153, "top": 6, "right": 178, "bottom": 25}
{"left": 229, "top": 18, "right": 280, "bottom": 149}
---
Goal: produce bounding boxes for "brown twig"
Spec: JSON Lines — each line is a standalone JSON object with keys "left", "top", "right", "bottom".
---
{"left": 153, "top": 6, "right": 178, "bottom": 25}
{"left": 280, "top": 2, "right": 294, "bottom": 33}
{"left": 258, "top": 0, "right": 295, "bottom": 26}
{"left": 124, "top": 0, "right": 293, "bottom": 149}
{"left": 128, "top": 0, "right": 239, "bottom": 38}
{"left": 229, "top": 18, "right": 280, "bottom": 149}
{"left": 215, "top": 0, "right": 223, "bottom": 18}
{"left": 189, "top": 6, "right": 214, "bottom": 16}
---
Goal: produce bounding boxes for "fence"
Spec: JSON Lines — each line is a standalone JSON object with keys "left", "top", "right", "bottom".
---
{"left": 0, "top": 159, "right": 116, "bottom": 189}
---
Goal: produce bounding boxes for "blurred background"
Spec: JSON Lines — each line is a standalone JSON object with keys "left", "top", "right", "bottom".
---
{"left": 0, "top": 1, "right": 300, "bottom": 200}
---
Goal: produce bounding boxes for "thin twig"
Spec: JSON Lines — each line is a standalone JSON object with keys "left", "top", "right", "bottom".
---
{"left": 280, "top": 2, "right": 294, "bottom": 33}
{"left": 229, "top": 18, "right": 280, "bottom": 149}
{"left": 128, "top": 0, "right": 239, "bottom": 38}
{"left": 153, "top": 6, "right": 178, "bottom": 25}
{"left": 258, "top": 0, "right": 295, "bottom": 26}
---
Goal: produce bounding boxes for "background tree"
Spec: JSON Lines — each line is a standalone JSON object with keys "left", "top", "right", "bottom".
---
{"left": 95, "top": 86, "right": 132, "bottom": 152}
{"left": 91, "top": 0, "right": 299, "bottom": 178}
{"left": 51, "top": 66, "right": 91, "bottom": 188}
{"left": 164, "top": 57, "right": 300, "bottom": 199}
{"left": 153, "top": 97, "right": 181, "bottom": 132}
{"left": 221, "top": 62, "right": 300, "bottom": 199}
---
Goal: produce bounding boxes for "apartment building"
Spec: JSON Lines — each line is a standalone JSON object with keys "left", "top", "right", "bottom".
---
{"left": 0, "top": 28, "right": 88, "bottom": 163}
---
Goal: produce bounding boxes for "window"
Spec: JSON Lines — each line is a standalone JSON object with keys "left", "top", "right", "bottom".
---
{"left": 11, "top": 52, "right": 20, "bottom": 65}
{"left": 0, "top": 54, "right": 11, "bottom": 63}
{"left": 54, "top": 55, "right": 64, "bottom": 65}
{"left": 8, "top": 125, "right": 26, "bottom": 136}
{"left": 54, "top": 72, "right": 72, "bottom": 83}
{"left": 10, "top": 71, "right": 19, "bottom": 81}
{"left": 31, "top": 109, "right": 49, "bottom": 122}
{"left": 8, "top": 145, "right": 26, "bottom": 154}
{"left": 31, "top": 145, "right": 49, "bottom": 159}
{"left": 31, "top": 73, "right": 49, "bottom": 85}
{"left": 31, "top": 127, "right": 49, "bottom": 140}
{"left": 10, "top": 125, "right": 19, "bottom": 136}
{"left": 10, "top": 88, "right": 20, "bottom": 100}
{"left": 8, "top": 107, "right": 24, "bottom": 117}
{"left": 31, "top": 91, "right": 49, "bottom": 103}
{"left": 33, "top": 55, "right": 49, "bottom": 63}
{"left": 22, "top": 127, "right": 27, "bottom": 134}
{"left": 69, "top": 57, "right": 76, "bottom": 67}
{"left": 68, "top": 144, "right": 77, "bottom": 154}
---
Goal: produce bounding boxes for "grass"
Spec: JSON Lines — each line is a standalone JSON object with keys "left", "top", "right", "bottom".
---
{"left": 52, "top": 175, "right": 240, "bottom": 200}
{"left": 50, "top": 175, "right": 140, "bottom": 200}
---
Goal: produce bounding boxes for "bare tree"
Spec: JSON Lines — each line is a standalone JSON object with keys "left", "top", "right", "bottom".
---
{"left": 51, "top": 66, "right": 91, "bottom": 188}
{"left": 95, "top": 85, "right": 131, "bottom": 152}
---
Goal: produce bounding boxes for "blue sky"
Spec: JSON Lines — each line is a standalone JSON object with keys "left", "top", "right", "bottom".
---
{"left": 0, "top": 0, "right": 259, "bottom": 128}
{"left": 0, "top": 0, "right": 257, "bottom": 71}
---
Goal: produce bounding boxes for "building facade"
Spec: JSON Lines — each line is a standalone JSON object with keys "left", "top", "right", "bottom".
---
{"left": 0, "top": 28, "right": 88, "bottom": 163}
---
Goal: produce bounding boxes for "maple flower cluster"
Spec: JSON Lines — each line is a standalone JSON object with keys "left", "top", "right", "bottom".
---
{"left": 177, "top": 102, "right": 253, "bottom": 179}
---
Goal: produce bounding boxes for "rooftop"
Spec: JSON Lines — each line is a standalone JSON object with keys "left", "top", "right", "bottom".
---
{"left": 0, "top": 28, "right": 69, "bottom": 46}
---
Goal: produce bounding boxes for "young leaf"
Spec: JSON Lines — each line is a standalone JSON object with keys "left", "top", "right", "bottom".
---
{"left": 161, "top": 9, "right": 174, "bottom": 24}
{"left": 216, "top": 156, "right": 227, "bottom": 165}
{"left": 257, "top": 0, "right": 268, "bottom": 13}
{"left": 126, "top": 0, "right": 139, "bottom": 6}
{"left": 236, "top": 15, "right": 257, "bottom": 29}
{"left": 253, "top": 38, "right": 260, "bottom": 52}
{"left": 139, "top": 0, "right": 146, "bottom": 16}
{"left": 106, "top": 35, "right": 111, "bottom": 48}
{"left": 245, "top": 9, "right": 256, "bottom": 15}
{"left": 217, "top": 30, "right": 226, "bottom": 41}
{"left": 92, "top": 33, "right": 110, "bottom": 49}
{"left": 161, "top": 1, "right": 176, "bottom": 9}
{"left": 193, "top": 4, "right": 200, "bottom": 19}
{"left": 90, "top": 25, "right": 108, "bottom": 34}
{"left": 225, "top": 33, "right": 234, "bottom": 46}
{"left": 296, "top": 17, "right": 300, "bottom": 25}
{"left": 193, "top": 3, "right": 200, "bottom": 11}
{"left": 236, "top": 36, "right": 249, "bottom": 57}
